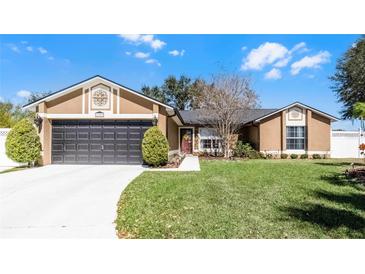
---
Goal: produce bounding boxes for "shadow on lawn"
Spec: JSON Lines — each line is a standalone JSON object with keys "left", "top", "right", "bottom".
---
{"left": 320, "top": 173, "right": 365, "bottom": 191}
{"left": 283, "top": 203, "right": 365, "bottom": 231}
{"left": 314, "top": 162, "right": 365, "bottom": 167}
{"left": 314, "top": 190, "right": 365, "bottom": 211}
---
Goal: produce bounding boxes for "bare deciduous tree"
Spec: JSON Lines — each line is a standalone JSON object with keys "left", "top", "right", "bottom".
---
{"left": 196, "top": 74, "right": 259, "bottom": 158}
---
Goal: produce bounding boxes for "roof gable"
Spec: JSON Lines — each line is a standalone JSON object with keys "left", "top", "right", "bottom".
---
{"left": 23, "top": 75, "right": 174, "bottom": 111}
{"left": 253, "top": 102, "right": 339, "bottom": 122}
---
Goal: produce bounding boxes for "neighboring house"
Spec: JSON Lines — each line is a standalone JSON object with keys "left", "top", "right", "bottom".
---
{"left": 23, "top": 75, "right": 338, "bottom": 165}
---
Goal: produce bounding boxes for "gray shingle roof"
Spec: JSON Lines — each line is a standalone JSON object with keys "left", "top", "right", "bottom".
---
{"left": 179, "top": 109, "right": 278, "bottom": 125}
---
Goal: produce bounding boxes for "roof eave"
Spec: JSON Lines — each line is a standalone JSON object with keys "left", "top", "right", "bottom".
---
{"left": 22, "top": 75, "right": 175, "bottom": 111}
{"left": 253, "top": 102, "right": 339, "bottom": 123}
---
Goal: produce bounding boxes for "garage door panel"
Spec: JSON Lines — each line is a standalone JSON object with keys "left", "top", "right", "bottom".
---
{"left": 65, "top": 132, "right": 77, "bottom": 140}
{"left": 103, "top": 132, "right": 115, "bottom": 140}
{"left": 51, "top": 120, "right": 152, "bottom": 164}
{"left": 77, "top": 132, "right": 89, "bottom": 140}
{"left": 64, "top": 143, "right": 77, "bottom": 151}
{"left": 89, "top": 154, "right": 102, "bottom": 164}
{"left": 90, "top": 132, "right": 102, "bottom": 140}
{"left": 64, "top": 155, "right": 77, "bottom": 163}
{"left": 90, "top": 143, "right": 102, "bottom": 151}
{"left": 77, "top": 155, "right": 89, "bottom": 163}
{"left": 77, "top": 143, "right": 89, "bottom": 151}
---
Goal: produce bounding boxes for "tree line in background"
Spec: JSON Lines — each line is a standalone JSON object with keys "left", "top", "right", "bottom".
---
{"left": 330, "top": 35, "right": 365, "bottom": 120}
{"left": 141, "top": 75, "right": 205, "bottom": 110}
{"left": 0, "top": 91, "right": 51, "bottom": 128}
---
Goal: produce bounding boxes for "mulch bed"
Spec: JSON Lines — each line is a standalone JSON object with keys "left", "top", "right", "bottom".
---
{"left": 149, "top": 154, "right": 185, "bottom": 169}
{"left": 346, "top": 168, "right": 365, "bottom": 185}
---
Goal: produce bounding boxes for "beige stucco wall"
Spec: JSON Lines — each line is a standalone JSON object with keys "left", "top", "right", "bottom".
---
{"left": 119, "top": 88, "right": 154, "bottom": 114}
{"left": 39, "top": 118, "right": 52, "bottom": 165}
{"left": 308, "top": 112, "right": 331, "bottom": 151}
{"left": 35, "top": 80, "right": 182, "bottom": 165}
{"left": 259, "top": 113, "right": 282, "bottom": 151}
{"left": 157, "top": 107, "right": 167, "bottom": 135}
{"left": 46, "top": 88, "right": 83, "bottom": 114}
{"left": 167, "top": 117, "right": 179, "bottom": 150}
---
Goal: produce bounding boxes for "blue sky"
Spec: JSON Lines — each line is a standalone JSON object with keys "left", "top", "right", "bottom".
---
{"left": 0, "top": 34, "right": 361, "bottom": 129}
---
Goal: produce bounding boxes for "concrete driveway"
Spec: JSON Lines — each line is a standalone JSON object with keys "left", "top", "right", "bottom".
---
{"left": 0, "top": 165, "right": 145, "bottom": 238}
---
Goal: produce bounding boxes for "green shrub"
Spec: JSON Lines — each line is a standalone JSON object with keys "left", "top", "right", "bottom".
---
{"left": 266, "top": 153, "right": 273, "bottom": 159}
{"left": 280, "top": 153, "right": 288, "bottom": 159}
{"left": 233, "top": 141, "right": 255, "bottom": 158}
{"left": 312, "top": 154, "right": 322, "bottom": 159}
{"left": 246, "top": 150, "right": 260, "bottom": 159}
{"left": 142, "top": 126, "right": 169, "bottom": 166}
{"left": 290, "top": 154, "right": 298, "bottom": 159}
{"left": 300, "top": 154, "right": 308, "bottom": 159}
{"left": 6, "top": 118, "right": 41, "bottom": 165}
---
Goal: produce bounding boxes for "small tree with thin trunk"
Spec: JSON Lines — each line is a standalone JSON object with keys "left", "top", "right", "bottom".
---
{"left": 195, "top": 74, "right": 259, "bottom": 158}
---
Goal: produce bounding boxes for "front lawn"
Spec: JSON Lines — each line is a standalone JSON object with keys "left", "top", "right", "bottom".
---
{"left": 116, "top": 159, "right": 365, "bottom": 239}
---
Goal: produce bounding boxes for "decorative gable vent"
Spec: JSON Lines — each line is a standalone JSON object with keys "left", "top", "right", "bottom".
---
{"left": 91, "top": 85, "right": 110, "bottom": 110}
{"left": 288, "top": 107, "right": 303, "bottom": 121}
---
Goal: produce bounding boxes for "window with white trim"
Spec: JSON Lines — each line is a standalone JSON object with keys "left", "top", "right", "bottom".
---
{"left": 199, "top": 128, "right": 222, "bottom": 151}
{"left": 286, "top": 126, "right": 306, "bottom": 150}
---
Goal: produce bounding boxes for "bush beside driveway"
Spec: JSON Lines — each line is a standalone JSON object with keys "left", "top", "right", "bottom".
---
{"left": 116, "top": 159, "right": 365, "bottom": 239}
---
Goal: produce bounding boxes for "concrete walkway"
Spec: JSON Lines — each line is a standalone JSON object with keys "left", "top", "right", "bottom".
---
{"left": 150, "top": 155, "right": 200, "bottom": 172}
{"left": 0, "top": 165, "right": 144, "bottom": 238}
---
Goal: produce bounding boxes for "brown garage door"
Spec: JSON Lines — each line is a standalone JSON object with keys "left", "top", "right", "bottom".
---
{"left": 51, "top": 120, "right": 152, "bottom": 164}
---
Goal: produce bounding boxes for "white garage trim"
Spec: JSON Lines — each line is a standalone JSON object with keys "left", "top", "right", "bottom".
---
{"left": 38, "top": 113, "right": 155, "bottom": 120}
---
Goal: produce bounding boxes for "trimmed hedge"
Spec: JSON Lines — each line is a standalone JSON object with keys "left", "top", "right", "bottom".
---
{"left": 300, "top": 154, "right": 308, "bottom": 159}
{"left": 142, "top": 126, "right": 169, "bottom": 166}
{"left": 6, "top": 118, "right": 41, "bottom": 165}
{"left": 280, "top": 153, "right": 288, "bottom": 159}
{"left": 290, "top": 154, "right": 298, "bottom": 159}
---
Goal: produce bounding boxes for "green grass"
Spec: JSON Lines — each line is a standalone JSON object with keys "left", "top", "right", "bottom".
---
{"left": 0, "top": 166, "right": 29, "bottom": 174}
{"left": 116, "top": 159, "right": 365, "bottom": 239}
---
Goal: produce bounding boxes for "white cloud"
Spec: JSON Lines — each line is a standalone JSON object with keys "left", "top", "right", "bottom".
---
{"left": 125, "top": 51, "right": 132, "bottom": 56}
{"left": 48, "top": 56, "right": 54, "bottom": 61}
{"left": 134, "top": 52, "right": 150, "bottom": 59}
{"left": 120, "top": 34, "right": 142, "bottom": 42}
{"left": 265, "top": 68, "right": 282, "bottom": 80}
{"left": 273, "top": 56, "right": 291, "bottom": 68}
{"left": 38, "top": 47, "right": 48, "bottom": 54}
{"left": 290, "top": 51, "right": 330, "bottom": 75}
{"left": 241, "top": 46, "right": 247, "bottom": 51}
{"left": 145, "top": 59, "right": 161, "bottom": 67}
{"left": 17, "top": 90, "right": 32, "bottom": 99}
{"left": 241, "top": 41, "right": 311, "bottom": 71}
{"left": 119, "top": 34, "right": 166, "bottom": 51}
{"left": 169, "top": 49, "right": 185, "bottom": 56}
{"left": 20, "top": 41, "right": 28, "bottom": 44}
{"left": 290, "top": 42, "right": 308, "bottom": 54}
{"left": 8, "top": 44, "right": 20, "bottom": 53}
{"left": 26, "top": 46, "right": 33, "bottom": 52}
{"left": 0, "top": 96, "right": 4, "bottom": 102}
{"left": 241, "top": 42, "right": 289, "bottom": 70}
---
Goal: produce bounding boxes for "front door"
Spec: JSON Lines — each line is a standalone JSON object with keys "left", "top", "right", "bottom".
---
{"left": 180, "top": 128, "right": 193, "bottom": 154}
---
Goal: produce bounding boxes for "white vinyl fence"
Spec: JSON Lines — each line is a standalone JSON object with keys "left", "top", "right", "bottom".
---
{"left": 0, "top": 128, "right": 21, "bottom": 168}
{"left": 331, "top": 130, "right": 364, "bottom": 158}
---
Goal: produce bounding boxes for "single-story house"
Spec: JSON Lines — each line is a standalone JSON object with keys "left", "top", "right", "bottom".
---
{"left": 23, "top": 75, "right": 339, "bottom": 165}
